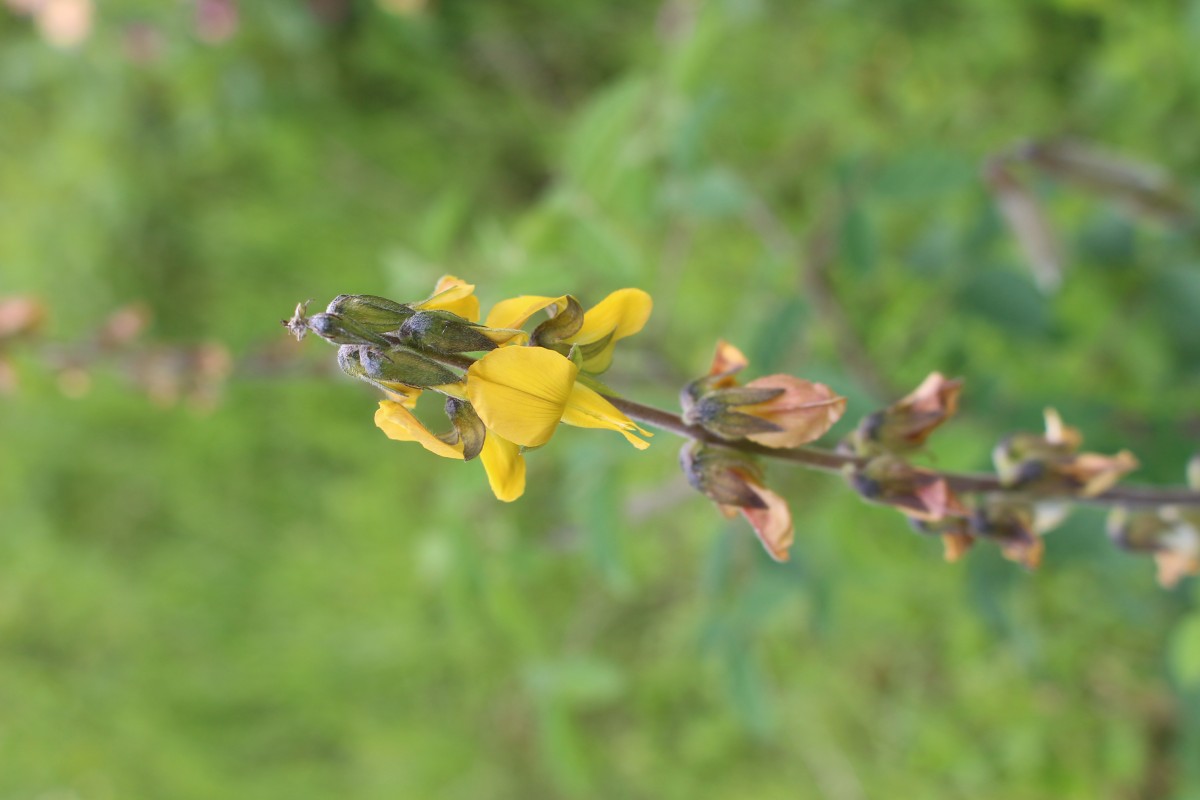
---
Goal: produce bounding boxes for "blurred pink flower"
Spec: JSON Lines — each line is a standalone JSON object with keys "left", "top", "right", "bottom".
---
{"left": 195, "top": 0, "right": 238, "bottom": 44}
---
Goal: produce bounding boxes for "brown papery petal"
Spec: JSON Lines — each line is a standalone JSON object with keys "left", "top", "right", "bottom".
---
{"left": 743, "top": 375, "right": 846, "bottom": 448}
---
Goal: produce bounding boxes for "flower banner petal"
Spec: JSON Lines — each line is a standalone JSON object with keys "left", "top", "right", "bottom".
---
{"left": 466, "top": 346, "right": 578, "bottom": 447}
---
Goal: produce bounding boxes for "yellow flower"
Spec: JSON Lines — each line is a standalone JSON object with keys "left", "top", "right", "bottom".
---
{"left": 465, "top": 346, "right": 576, "bottom": 447}
{"left": 374, "top": 399, "right": 526, "bottom": 502}
{"left": 368, "top": 278, "right": 652, "bottom": 502}
{"left": 374, "top": 344, "right": 650, "bottom": 503}
{"left": 466, "top": 346, "right": 651, "bottom": 449}
{"left": 485, "top": 288, "right": 652, "bottom": 373}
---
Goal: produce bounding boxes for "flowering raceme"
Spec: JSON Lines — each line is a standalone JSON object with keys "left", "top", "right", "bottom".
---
{"left": 289, "top": 276, "right": 651, "bottom": 501}
{"left": 284, "top": 277, "right": 1173, "bottom": 581}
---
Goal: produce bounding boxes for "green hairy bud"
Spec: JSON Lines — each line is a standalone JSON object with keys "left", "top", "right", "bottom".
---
{"left": 326, "top": 294, "right": 415, "bottom": 334}
{"left": 398, "top": 310, "right": 498, "bottom": 354}
{"left": 360, "top": 346, "right": 460, "bottom": 389}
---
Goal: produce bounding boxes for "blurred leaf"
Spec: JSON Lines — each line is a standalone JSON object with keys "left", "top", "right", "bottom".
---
{"left": 1171, "top": 614, "right": 1200, "bottom": 689}
{"left": 662, "top": 167, "right": 750, "bottom": 219}
{"left": 749, "top": 295, "right": 808, "bottom": 372}
{"left": 561, "top": 77, "right": 651, "bottom": 192}
{"left": 873, "top": 150, "right": 976, "bottom": 200}
{"left": 526, "top": 657, "right": 625, "bottom": 706}
{"left": 841, "top": 205, "right": 877, "bottom": 275}
{"left": 1150, "top": 265, "right": 1200, "bottom": 361}
{"left": 725, "top": 647, "right": 773, "bottom": 736}
{"left": 957, "top": 268, "right": 1051, "bottom": 337}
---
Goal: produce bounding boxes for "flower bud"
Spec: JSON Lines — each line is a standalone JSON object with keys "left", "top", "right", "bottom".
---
{"left": 326, "top": 294, "right": 415, "bottom": 334}
{"left": 339, "top": 344, "right": 423, "bottom": 401}
{"left": 306, "top": 312, "right": 392, "bottom": 347}
{"left": 910, "top": 516, "right": 976, "bottom": 563}
{"left": 848, "top": 372, "right": 963, "bottom": 456}
{"left": 680, "top": 440, "right": 768, "bottom": 509}
{"left": 682, "top": 375, "right": 845, "bottom": 448}
{"left": 398, "top": 310, "right": 499, "bottom": 354}
{"left": 847, "top": 455, "right": 965, "bottom": 522}
{"left": 679, "top": 440, "right": 793, "bottom": 561}
{"left": 1106, "top": 507, "right": 1172, "bottom": 553}
{"left": 682, "top": 385, "right": 790, "bottom": 439}
{"left": 360, "top": 345, "right": 461, "bottom": 389}
{"left": 993, "top": 408, "right": 1137, "bottom": 497}
{"left": 443, "top": 397, "right": 486, "bottom": 461}
{"left": 969, "top": 500, "right": 1042, "bottom": 569}
{"left": 530, "top": 295, "right": 584, "bottom": 347}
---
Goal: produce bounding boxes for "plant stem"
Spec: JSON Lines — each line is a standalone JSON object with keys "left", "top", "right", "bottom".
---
{"left": 603, "top": 394, "right": 1200, "bottom": 509}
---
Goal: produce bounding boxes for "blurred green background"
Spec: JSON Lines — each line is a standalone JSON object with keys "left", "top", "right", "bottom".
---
{"left": 4, "top": 0, "right": 1200, "bottom": 797}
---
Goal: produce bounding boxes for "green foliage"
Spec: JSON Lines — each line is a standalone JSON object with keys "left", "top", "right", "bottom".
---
{"left": 2, "top": 0, "right": 1200, "bottom": 797}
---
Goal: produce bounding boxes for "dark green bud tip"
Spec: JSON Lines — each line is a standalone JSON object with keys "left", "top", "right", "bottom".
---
{"left": 531, "top": 296, "right": 585, "bottom": 347}
{"left": 399, "top": 310, "right": 498, "bottom": 354}
{"left": 444, "top": 397, "right": 486, "bottom": 461}
{"left": 361, "top": 346, "right": 461, "bottom": 389}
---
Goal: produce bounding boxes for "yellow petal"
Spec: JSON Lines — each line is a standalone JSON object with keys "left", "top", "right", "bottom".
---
{"left": 479, "top": 432, "right": 526, "bottom": 502}
{"left": 571, "top": 288, "right": 652, "bottom": 373}
{"left": 414, "top": 275, "right": 480, "bottom": 322}
{"left": 383, "top": 387, "right": 421, "bottom": 408}
{"left": 374, "top": 400, "right": 465, "bottom": 460}
{"left": 480, "top": 327, "right": 529, "bottom": 347}
{"left": 560, "top": 383, "right": 652, "bottom": 450}
{"left": 432, "top": 381, "right": 468, "bottom": 401}
{"left": 573, "top": 288, "right": 652, "bottom": 345}
{"left": 466, "top": 347, "right": 578, "bottom": 447}
{"left": 484, "top": 295, "right": 566, "bottom": 330}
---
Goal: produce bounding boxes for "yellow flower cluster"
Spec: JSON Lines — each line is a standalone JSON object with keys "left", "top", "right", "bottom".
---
{"left": 372, "top": 276, "right": 652, "bottom": 501}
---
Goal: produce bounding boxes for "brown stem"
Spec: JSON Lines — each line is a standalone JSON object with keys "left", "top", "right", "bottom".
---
{"left": 603, "top": 394, "right": 1200, "bottom": 509}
